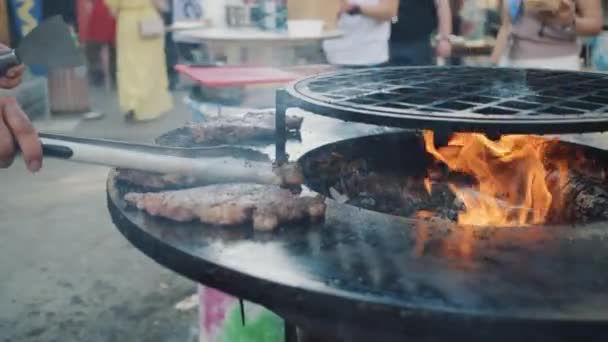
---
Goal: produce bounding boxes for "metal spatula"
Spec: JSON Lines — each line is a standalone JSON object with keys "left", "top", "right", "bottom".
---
{"left": 38, "top": 133, "right": 302, "bottom": 186}
{"left": 0, "top": 16, "right": 84, "bottom": 74}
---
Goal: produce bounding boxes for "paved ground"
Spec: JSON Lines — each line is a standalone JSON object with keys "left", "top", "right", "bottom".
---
{"left": 0, "top": 86, "right": 202, "bottom": 342}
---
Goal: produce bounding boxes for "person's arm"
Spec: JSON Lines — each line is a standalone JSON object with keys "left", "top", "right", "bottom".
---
{"left": 152, "top": 0, "right": 170, "bottom": 14}
{"left": 572, "top": 0, "right": 603, "bottom": 36}
{"left": 543, "top": 0, "right": 603, "bottom": 35}
{"left": 344, "top": 0, "right": 398, "bottom": 22}
{"left": 435, "top": 0, "right": 453, "bottom": 58}
{"left": 104, "top": 0, "right": 119, "bottom": 16}
{"left": 490, "top": 0, "right": 512, "bottom": 64}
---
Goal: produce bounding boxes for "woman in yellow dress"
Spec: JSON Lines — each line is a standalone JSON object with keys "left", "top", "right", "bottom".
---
{"left": 104, "top": 0, "right": 173, "bottom": 121}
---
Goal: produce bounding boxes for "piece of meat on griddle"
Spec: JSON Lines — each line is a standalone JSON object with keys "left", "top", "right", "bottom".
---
{"left": 189, "top": 111, "right": 303, "bottom": 145}
{"left": 124, "top": 184, "right": 326, "bottom": 231}
{"left": 155, "top": 110, "right": 303, "bottom": 147}
{"left": 115, "top": 169, "right": 200, "bottom": 190}
{"left": 116, "top": 162, "right": 304, "bottom": 191}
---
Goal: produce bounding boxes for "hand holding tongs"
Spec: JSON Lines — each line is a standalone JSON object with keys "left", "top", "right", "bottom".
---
{"left": 35, "top": 133, "right": 303, "bottom": 186}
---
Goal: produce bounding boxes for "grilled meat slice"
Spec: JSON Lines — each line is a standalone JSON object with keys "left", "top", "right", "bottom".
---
{"left": 116, "top": 162, "right": 304, "bottom": 191}
{"left": 189, "top": 111, "right": 303, "bottom": 145}
{"left": 115, "top": 169, "right": 200, "bottom": 190}
{"left": 155, "top": 110, "right": 303, "bottom": 147}
{"left": 124, "top": 184, "right": 326, "bottom": 231}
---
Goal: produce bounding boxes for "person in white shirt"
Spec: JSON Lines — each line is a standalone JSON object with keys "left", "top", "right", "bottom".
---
{"left": 323, "top": 0, "right": 399, "bottom": 67}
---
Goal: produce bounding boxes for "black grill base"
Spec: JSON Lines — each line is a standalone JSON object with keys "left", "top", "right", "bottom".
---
{"left": 107, "top": 131, "right": 608, "bottom": 342}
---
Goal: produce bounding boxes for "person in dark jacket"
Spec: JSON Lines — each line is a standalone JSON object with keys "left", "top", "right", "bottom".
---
{"left": 389, "top": 0, "right": 453, "bottom": 65}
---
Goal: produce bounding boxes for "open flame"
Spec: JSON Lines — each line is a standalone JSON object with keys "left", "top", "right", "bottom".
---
{"left": 423, "top": 131, "right": 565, "bottom": 227}
{"left": 423, "top": 177, "right": 432, "bottom": 194}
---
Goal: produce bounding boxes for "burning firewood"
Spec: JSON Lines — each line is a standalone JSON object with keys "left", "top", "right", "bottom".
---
{"left": 547, "top": 169, "right": 608, "bottom": 224}
{"left": 331, "top": 153, "right": 608, "bottom": 226}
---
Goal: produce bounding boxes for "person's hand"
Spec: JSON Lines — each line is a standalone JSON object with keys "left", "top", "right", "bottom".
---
{"left": 338, "top": 0, "right": 349, "bottom": 16}
{"left": 0, "top": 43, "right": 25, "bottom": 90}
{"left": 553, "top": 0, "right": 576, "bottom": 26}
{"left": 536, "top": 0, "right": 575, "bottom": 26}
{"left": 0, "top": 64, "right": 25, "bottom": 89}
{"left": 436, "top": 39, "right": 452, "bottom": 59}
{"left": 0, "top": 96, "right": 42, "bottom": 172}
{"left": 338, "top": 0, "right": 356, "bottom": 16}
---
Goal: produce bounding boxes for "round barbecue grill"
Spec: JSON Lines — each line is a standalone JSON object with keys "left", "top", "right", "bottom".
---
{"left": 108, "top": 131, "right": 608, "bottom": 342}
{"left": 108, "top": 66, "right": 608, "bottom": 341}
{"left": 285, "top": 66, "right": 608, "bottom": 134}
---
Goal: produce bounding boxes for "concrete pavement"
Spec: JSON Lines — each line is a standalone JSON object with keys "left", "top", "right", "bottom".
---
{"left": 0, "top": 87, "right": 199, "bottom": 342}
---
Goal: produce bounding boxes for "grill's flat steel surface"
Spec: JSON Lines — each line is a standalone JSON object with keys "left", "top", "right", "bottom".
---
{"left": 287, "top": 66, "right": 608, "bottom": 134}
{"left": 108, "top": 130, "right": 608, "bottom": 342}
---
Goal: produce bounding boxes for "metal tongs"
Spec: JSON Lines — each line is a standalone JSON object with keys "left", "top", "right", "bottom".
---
{"left": 38, "top": 133, "right": 303, "bottom": 186}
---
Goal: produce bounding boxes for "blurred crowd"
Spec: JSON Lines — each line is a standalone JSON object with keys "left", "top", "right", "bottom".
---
{"left": 326, "top": 0, "right": 603, "bottom": 69}
{"left": 1, "top": 0, "right": 606, "bottom": 172}
{"left": 69, "top": 0, "right": 605, "bottom": 122}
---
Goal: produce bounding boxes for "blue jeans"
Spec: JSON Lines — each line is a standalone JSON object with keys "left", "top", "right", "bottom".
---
{"left": 389, "top": 40, "right": 434, "bottom": 66}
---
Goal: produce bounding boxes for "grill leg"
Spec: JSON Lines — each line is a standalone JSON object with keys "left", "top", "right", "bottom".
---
{"left": 284, "top": 322, "right": 298, "bottom": 342}
{"left": 275, "top": 89, "right": 288, "bottom": 164}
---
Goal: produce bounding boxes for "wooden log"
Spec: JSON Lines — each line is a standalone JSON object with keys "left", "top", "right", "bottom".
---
{"left": 547, "top": 170, "right": 608, "bottom": 224}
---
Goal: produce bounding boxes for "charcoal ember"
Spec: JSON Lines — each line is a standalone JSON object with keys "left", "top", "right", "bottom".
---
{"left": 353, "top": 193, "right": 376, "bottom": 207}
{"left": 317, "top": 154, "right": 467, "bottom": 221}
{"left": 340, "top": 171, "right": 461, "bottom": 221}
{"left": 338, "top": 172, "right": 409, "bottom": 205}
{"left": 543, "top": 142, "right": 608, "bottom": 182}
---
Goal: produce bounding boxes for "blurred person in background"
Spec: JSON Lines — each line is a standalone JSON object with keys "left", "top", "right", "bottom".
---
{"left": 161, "top": 0, "right": 179, "bottom": 90}
{"left": 87, "top": 0, "right": 117, "bottom": 91}
{"left": 449, "top": 0, "right": 465, "bottom": 65}
{"left": 323, "top": 0, "right": 398, "bottom": 67}
{"left": 43, "top": 0, "right": 78, "bottom": 27}
{"left": 389, "top": 0, "right": 453, "bottom": 65}
{"left": 105, "top": 0, "right": 173, "bottom": 122}
{"left": 490, "top": 0, "right": 603, "bottom": 70}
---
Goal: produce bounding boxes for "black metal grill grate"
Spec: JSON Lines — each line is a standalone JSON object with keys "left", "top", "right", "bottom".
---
{"left": 287, "top": 66, "right": 608, "bottom": 134}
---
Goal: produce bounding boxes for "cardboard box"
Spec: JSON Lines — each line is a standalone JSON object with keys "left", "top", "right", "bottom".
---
{"left": 287, "top": 0, "right": 340, "bottom": 30}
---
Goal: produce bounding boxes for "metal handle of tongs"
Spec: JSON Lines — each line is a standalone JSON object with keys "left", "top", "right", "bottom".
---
{"left": 38, "top": 133, "right": 290, "bottom": 185}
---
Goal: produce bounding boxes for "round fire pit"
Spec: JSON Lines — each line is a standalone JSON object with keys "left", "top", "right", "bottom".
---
{"left": 108, "top": 129, "right": 608, "bottom": 342}
{"left": 110, "top": 66, "right": 608, "bottom": 341}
